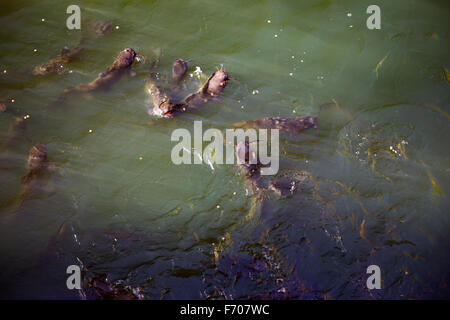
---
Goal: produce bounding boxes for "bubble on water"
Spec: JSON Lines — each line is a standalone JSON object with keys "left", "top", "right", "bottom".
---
{"left": 267, "top": 19, "right": 271, "bottom": 23}
{"left": 193, "top": 66, "right": 203, "bottom": 79}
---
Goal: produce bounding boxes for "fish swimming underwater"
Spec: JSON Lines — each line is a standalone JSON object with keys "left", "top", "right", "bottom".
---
{"left": 33, "top": 21, "right": 113, "bottom": 76}
{"left": 32, "top": 42, "right": 84, "bottom": 76}
{"left": 233, "top": 116, "right": 318, "bottom": 134}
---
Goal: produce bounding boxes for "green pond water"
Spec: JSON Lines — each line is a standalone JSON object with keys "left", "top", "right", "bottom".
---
{"left": 0, "top": 0, "right": 449, "bottom": 299}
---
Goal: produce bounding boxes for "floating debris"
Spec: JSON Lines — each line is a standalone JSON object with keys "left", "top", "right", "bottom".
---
{"left": 374, "top": 53, "right": 390, "bottom": 78}
{"left": 360, "top": 220, "right": 366, "bottom": 240}
{"left": 193, "top": 232, "right": 200, "bottom": 242}
{"left": 419, "top": 159, "right": 445, "bottom": 200}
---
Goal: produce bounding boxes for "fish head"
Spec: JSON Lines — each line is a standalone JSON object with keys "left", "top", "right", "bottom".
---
{"left": 115, "top": 48, "right": 136, "bottom": 69}
{"left": 206, "top": 68, "right": 229, "bottom": 95}
{"left": 32, "top": 61, "right": 57, "bottom": 76}
{"left": 27, "top": 143, "right": 47, "bottom": 171}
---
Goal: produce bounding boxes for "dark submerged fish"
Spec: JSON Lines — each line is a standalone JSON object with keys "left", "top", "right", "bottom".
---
{"left": 4, "top": 143, "right": 51, "bottom": 220}
{"left": 33, "top": 42, "right": 84, "bottom": 76}
{"left": 3, "top": 116, "right": 26, "bottom": 152}
{"left": 88, "top": 20, "right": 113, "bottom": 38}
{"left": 87, "top": 275, "right": 144, "bottom": 300}
{"left": 234, "top": 116, "right": 318, "bottom": 133}
{"left": 0, "top": 116, "right": 27, "bottom": 171}
{"left": 0, "top": 102, "right": 7, "bottom": 112}
{"left": 21, "top": 143, "right": 48, "bottom": 187}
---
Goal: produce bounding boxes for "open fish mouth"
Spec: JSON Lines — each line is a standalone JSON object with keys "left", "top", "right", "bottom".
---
{"left": 149, "top": 105, "right": 175, "bottom": 118}
{"left": 162, "top": 110, "right": 174, "bottom": 117}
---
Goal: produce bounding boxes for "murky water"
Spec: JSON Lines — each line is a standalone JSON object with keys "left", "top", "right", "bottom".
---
{"left": 0, "top": 0, "right": 449, "bottom": 299}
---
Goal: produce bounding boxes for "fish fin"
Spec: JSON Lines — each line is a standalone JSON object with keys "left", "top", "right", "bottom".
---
{"left": 61, "top": 47, "right": 70, "bottom": 58}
